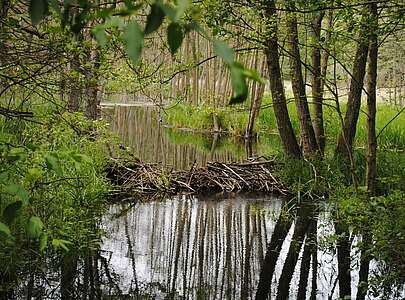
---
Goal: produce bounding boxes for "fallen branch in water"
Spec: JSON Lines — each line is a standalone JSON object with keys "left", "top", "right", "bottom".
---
{"left": 106, "top": 158, "right": 290, "bottom": 200}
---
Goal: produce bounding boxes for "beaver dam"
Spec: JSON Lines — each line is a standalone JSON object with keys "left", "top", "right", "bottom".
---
{"left": 107, "top": 159, "right": 290, "bottom": 199}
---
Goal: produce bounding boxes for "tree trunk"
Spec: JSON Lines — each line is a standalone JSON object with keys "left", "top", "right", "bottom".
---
{"left": 68, "top": 55, "right": 82, "bottom": 112}
{"left": 0, "top": 0, "right": 10, "bottom": 89}
{"left": 263, "top": 0, "right": 301, "bottom": 158}
{"left": 366, "top": 3, "right": 378, "bottom": 194}
{"left": 336, "top": 10, "right": 371, "bottom": 158}
{"left": 310, "top": 11, "right": 326, "bottom": 154}
{"left": 84, "top": 44, "right": 101, "bottom": 120}
{"left": 245, "top": 82, "right": 265, "bottom": 138}
{"left": 287, "top": 8, "right": 319, "bottom": 156}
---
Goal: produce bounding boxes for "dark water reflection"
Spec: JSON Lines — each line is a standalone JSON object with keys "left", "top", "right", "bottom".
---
{"left": 103, "top": 105, "right": 280, "bottom": 169}
{"left": 10, "top": 196, "right": 404, "bottom": 299}
{"left": 96, "top": 194, "right": 393, "bottom": 300}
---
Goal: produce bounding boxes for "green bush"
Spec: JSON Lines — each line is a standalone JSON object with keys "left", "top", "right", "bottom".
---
{"left": 0, "top": 112, "right": 112, "bottom": 288}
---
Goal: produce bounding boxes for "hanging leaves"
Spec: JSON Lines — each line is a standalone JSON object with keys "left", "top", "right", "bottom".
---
{"left": 124, "top": 21, "right": 144, "bottom": 65}
{"left": 5, "top": 184, "right": 29, "bottom": 204}
{"left": 213, "top": 39, "right": 235, "bottom": 65}
{"left": 167, "top": 22, "right": 184, "bottom": 55}
{"left": 213, "top": 39, "right": 260, "bottom": 104}
{"left": 229, "top": 62, "right": 248, "bottom": 105}
{"left": 2, "top": 201, "right": 23, "bottom": 224}
{"left": 39, "top": 233, "right": 48, "bottom": 252}
{"left": 52, "top": 238, "right": 72, "bottom": 252}
{"left": 29, "top": 0, "right": 48, "bottom": 25}
{"left": 92, "top": 26, "right": 108, "bottom": 47}
{"left": 0, "top": 222, "right": 12, "bottom": 239}
{"left": 173, "top": 0, "right": 189, "bottom": 23}
{"left": 26, "top": 216, "right": 44, "bottom": 239}
{"left": 144, "top": 3, "right": 165, "bottom": 35}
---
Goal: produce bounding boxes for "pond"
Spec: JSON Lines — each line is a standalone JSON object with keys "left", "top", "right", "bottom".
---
{"left": 9, "top": 104, "right": 403, "bottom": 299}
{"left": 100, "top": 194, "right": 359, "bottom": 299}
{"left": 102, "top": 104, "right": 281, "bottom": 169}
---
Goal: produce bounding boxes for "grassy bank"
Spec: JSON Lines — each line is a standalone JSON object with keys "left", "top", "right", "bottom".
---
{"left": 166, "top": 95, "right": 405, "bottom": 150}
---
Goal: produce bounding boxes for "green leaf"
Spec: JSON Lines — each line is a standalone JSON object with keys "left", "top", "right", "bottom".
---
{"left": 2, "top": 201, "right": 22, "bottom": 224}
{"left": 242, "top": 68, "right": 265, "bottom": 84}
{"left": 29, "top": 0, "right": 48, "bottom": 25}
{"left": 123, "top": 22, "right": 144, "bottom": 65}
{"left": 229, "top": 62, "right": 248, "bottom": 105}
{"left": 159, "top": 3, "right": 176, "bottom": 20}
{"left": 213, "top": 40, "right": 234, "bottom": 65}
{"left": 72, "top": 153, "right": 92, "bottom": 163}
{"left": 39, "top": 233, "right": 48, "bottom": 252}
{"left": 173, "top": 0, "right": 189, "bottom": 22}
{"left": 25, "top": 168, "right": 43, "bottom": 183}
{"left": 0, "top": 222, "right": 12, "bottom": 238}
{"left": 105, "top": 16, "right": 125, "bottom": 29}
{"left": 167, "top": 22, "right": 184, "bottom": 55}
{"left": 52, "top": 239, "right": 72, "bottom": 252}
{"left": 45, "top": 154, "right": 63, "bottom": 176}
{"left": 7, "top": 147, "right": 27, "bottom": 162}
{"left": 27, "top": 216, "right": 44, "bottom": 239}
{"left": 92, "top": 26, "right": 108, "bottom": 47}
{"left": 144, "top": 3, "right": 165, "bottom": 35}
{"left": 5, "top": 184, "right": 29, "bottom": 204}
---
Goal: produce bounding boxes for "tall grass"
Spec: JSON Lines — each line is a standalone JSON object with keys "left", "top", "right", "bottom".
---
{"left": 166, "top": 96, "right": 405, "bottom": 150}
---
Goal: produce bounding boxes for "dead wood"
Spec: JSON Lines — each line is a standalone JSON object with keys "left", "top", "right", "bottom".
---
{"left": 106, "top": 158, "right": 290, "bottom": 200}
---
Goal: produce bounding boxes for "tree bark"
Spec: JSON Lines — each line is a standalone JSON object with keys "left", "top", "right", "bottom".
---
{"left": 336, "top": 10, "right": 371, "bottom": 158}
{"left": 84, "top": 39, "right": 101, "bottom": 120}
{"left": 366, "top": 3, "right": 378, "bottom": 194}
{"left": 0, "top": 0, "right": 10, "bottom": 89}
{"left": 263, "top": 0, "right": 301, "bottom": 158}
{"left": 310, "top": 11, "right": 326, "bottom": 154}
{"left": 245, "top": 82, "right": 265, "bottom": 138}
{"left": 287, "top": 9, "right": 319, "bottom": 156}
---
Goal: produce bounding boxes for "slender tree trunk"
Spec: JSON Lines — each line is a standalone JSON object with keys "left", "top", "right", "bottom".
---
{"left": 366, "top": 3, "right": 378, "bottom": 194}
{"left": 68, "top": 55, "right": 82, "bottom": 112}
{"left": 84, "top": 41, "right": 101, "bottom": 119}
{"left": 245, "top": 82, "right": 265, "bottom": 138}
{"left": 310, "top": 11, "right": 326, "bottom": 154}
{"left": 287, "top": 8, "right": 319, "bottom": 156}
{"left": 320, "top": 11, "right": 333, "bottom": 95}
{"left": 263, "top": 0, "right": 301, "bottom": 158}
{"left": 0, "top": 0, "right": 10, "bottom": 89}
{"left": 336, "top": 10, "right": 371, "bottom": 158}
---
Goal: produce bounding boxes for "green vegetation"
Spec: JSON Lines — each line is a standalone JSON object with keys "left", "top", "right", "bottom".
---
{"left": 0, "top": 111, "right": 115, "bottom": 292}
{"left": 1, "top": 0, "right": 404, "bottom": 298}
{"left": 166, "top": 96, "right": 405, "bottom": 150}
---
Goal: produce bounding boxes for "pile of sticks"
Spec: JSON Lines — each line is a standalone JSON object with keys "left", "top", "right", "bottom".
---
{"left": 106, "top": 159, "right": 290, "bottom": 200}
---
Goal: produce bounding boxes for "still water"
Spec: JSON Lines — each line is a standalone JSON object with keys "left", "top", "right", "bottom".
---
{"left": 11, "top": 104, "right": 400, "bottom": 299}
{"left": 103, "top": 104, "right": 281, "bottom": 169}
{"left": 98, "top": 104, "right": 404, "bottom": 299}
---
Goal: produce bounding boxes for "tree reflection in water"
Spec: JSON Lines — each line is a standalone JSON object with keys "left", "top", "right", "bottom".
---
{"left": 97, "top": 194, "right": 390, "bottom": 300}
{"left": 13, "top": 193, "right": 403, "bottom": 299}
